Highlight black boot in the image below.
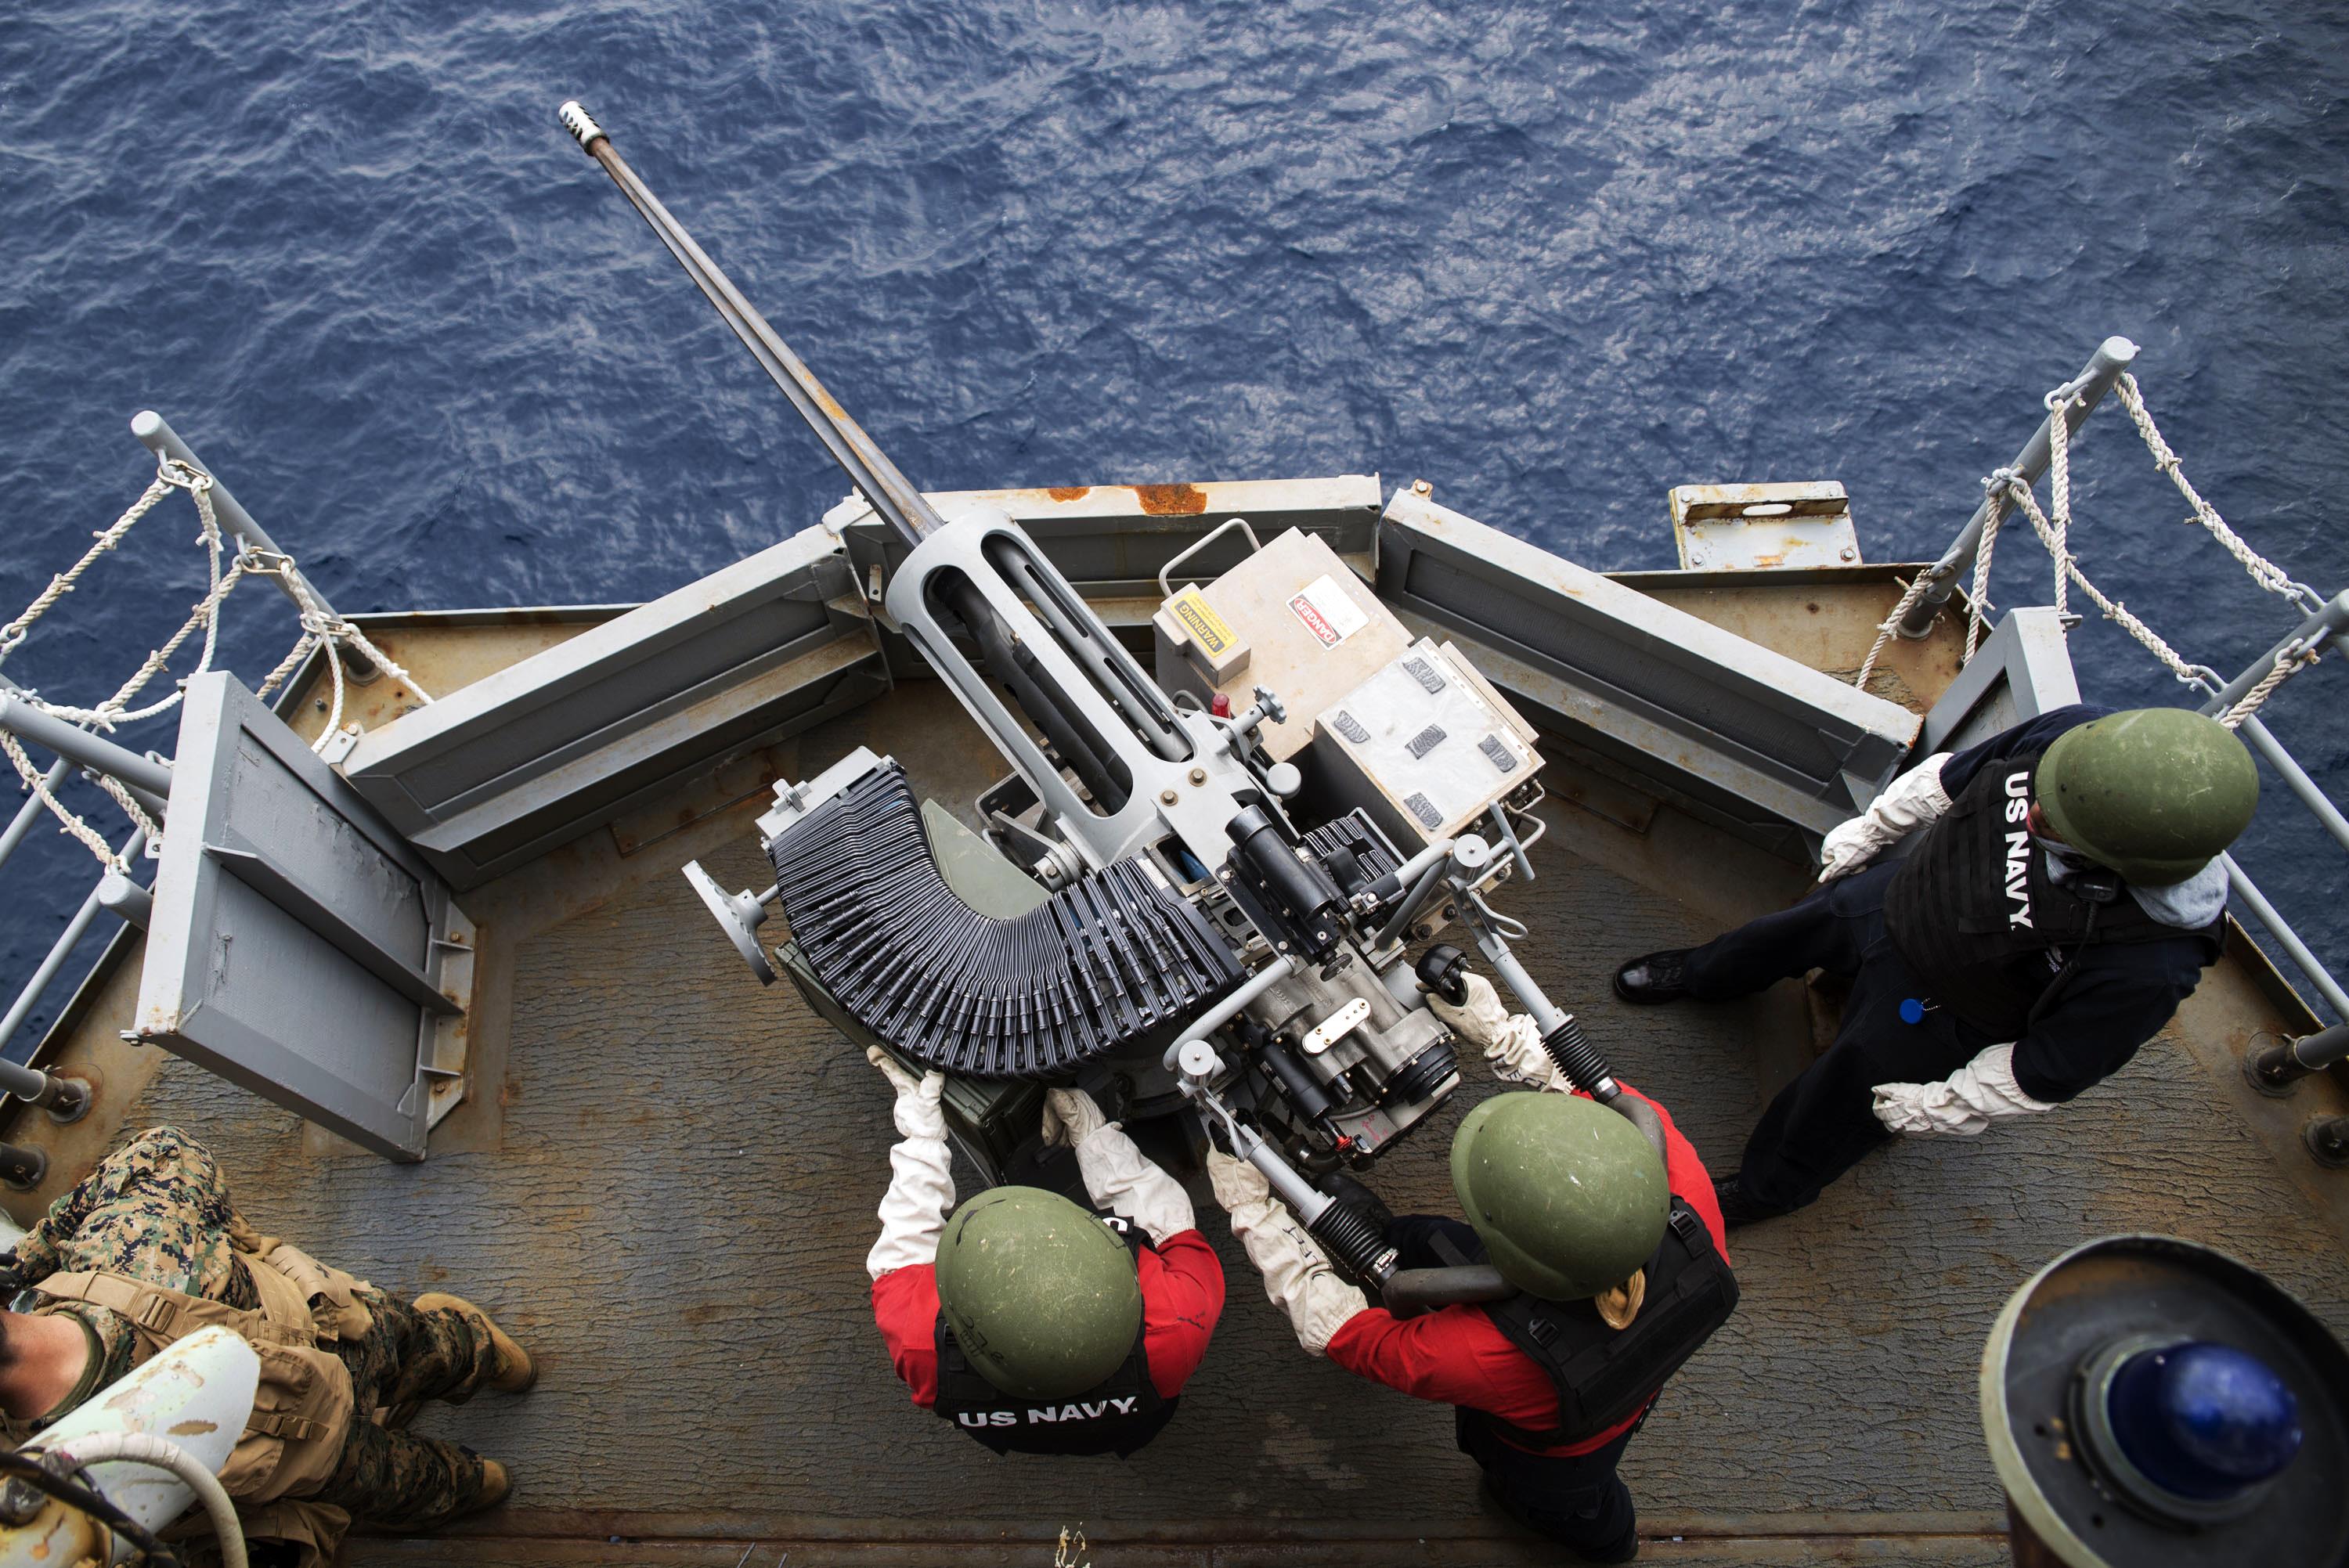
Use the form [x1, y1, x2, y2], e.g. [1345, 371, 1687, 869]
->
[1712, 1173, 1786, 1231]
[1612, 950, 1692, 1005]
[1476, 1476, 1639, 1562]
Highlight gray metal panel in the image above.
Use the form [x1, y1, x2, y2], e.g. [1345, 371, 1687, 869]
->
[341, 528, 887, 889]
[831, 474, 1386, 599]
[1918, 607, 2083, 756]
[136, 673, 462, 1161]
[1375, 489, 1920, 842]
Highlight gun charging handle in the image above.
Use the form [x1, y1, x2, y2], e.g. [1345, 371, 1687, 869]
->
[1168, 1038, 1398, 1289]
[1414, 943, 1470, 1007]
[1178, 1027, 1511, 1318]
[1445, 880, 1672, 1163]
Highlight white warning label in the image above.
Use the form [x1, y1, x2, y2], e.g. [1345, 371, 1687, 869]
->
[1288, 573, 1369, 648]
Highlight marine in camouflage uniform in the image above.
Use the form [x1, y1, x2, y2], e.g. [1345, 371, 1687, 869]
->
[0, 1126, 517, 1534]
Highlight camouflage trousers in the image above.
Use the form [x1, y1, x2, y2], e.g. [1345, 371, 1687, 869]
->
[0, 1126, 502, 1531]
[323, 1285, 500, 1527]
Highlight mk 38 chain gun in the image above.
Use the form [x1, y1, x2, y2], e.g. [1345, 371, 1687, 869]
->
[563, 103, 1640, 1303]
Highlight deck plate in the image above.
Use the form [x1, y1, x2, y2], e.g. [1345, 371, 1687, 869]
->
[89, 679, 2349, 1563]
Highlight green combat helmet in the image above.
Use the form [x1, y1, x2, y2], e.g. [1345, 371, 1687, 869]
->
[2037, 708, 2259, 885]
[1451, 1092, 1669, 1302]
[933, 1186, 1142, 1400]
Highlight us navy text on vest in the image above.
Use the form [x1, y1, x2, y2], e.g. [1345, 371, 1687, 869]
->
[2003, 770, 2033, 929]
[947, 1217, 1150, 1430]
[956, 1396, 1146, 1429]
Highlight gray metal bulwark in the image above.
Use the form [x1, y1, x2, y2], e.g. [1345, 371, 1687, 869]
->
[136, 672, 474, 1162]
[1375, 488, 1919, 849]
[1918, 607, 2084, 755]
[829, 475, 1386, 606]
[339, 527, 888, 889]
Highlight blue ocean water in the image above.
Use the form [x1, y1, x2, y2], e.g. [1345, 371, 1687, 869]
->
[2, 1, 2344, 1046]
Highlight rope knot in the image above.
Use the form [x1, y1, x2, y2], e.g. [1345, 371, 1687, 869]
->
[155, 458, 214, 494]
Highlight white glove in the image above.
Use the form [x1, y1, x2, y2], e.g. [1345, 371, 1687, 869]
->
[1047, 1089, 1198, 1246]
[1205, 1151, 1369, 1355]
[869, 1045, 947, 1141]
[1041, 1086, 1110, 1148]
[866, 1047, 954, 1279]
[1871, 1043, 2055, 1136]
[1427, 972, 1571, 1092]
[1818, 753, 1954, 882]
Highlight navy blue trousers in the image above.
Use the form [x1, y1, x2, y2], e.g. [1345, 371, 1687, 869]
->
[1681, 862, 1993, 1212]
[1387, 1216, 1641, 1561]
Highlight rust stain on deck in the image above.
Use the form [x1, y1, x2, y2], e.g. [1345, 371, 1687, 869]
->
[1132, 483, 1207, 515]
[1045, 486, 1091, 502]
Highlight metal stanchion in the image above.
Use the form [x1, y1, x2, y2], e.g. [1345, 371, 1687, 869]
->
[2246, 1022, 2349, 1095]
[1896, 337, 2139, 639]
[0, 1141, 45, 1191]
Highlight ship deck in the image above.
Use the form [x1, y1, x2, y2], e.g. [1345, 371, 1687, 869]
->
[11, 567, 2348, 1567]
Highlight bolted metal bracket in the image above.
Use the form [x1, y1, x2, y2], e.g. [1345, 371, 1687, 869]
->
[1671, 482, 1860, 571]
[2244, 1031, 2310, 1097]
[0, 1140, 47, 1191]
[2305, 1114, 2349, 1169]
[41, 1072, 92, 1125]
[2244, 1022, 2349, 1100]
[421, 903, 478, 1131]
[316, 723, 364, 766]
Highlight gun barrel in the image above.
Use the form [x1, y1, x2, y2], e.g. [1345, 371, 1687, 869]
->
[559, 101, 947, 548]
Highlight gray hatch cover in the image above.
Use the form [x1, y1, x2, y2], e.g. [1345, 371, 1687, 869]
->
[135, 672, 473, 1162]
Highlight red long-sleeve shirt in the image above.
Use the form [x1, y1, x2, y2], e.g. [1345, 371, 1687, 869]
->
[871, 1230, 1226, 1407]
[1325, 1083, 1730, 1457]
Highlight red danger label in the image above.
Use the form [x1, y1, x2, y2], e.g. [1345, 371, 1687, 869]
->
[1289, 591, 1342, 647]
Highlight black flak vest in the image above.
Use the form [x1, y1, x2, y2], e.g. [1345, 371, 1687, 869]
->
[1445, 1195, 1738, 1451]
[1882, 746, 2222, 1040]
[930, 1211, 1176, 1457]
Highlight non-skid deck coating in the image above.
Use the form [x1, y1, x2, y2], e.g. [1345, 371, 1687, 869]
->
[91, 679, 2349, 1567]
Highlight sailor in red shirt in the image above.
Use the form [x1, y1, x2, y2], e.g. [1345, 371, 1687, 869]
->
[1207, 978, 1734, 1563]
[864, 1047, 1225, 1456]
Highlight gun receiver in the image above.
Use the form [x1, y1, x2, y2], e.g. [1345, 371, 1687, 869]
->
[572, 101, 1597, 1203]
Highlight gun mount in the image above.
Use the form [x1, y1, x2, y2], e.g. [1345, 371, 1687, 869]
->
[565, 101, 1626, 1288]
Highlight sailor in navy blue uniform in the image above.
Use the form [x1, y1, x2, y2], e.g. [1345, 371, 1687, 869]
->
[1611, 705, 2257, 1224]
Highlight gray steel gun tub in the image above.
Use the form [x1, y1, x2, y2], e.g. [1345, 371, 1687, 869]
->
[561, 100, 1646, 1307]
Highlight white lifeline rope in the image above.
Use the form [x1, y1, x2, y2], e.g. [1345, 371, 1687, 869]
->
[2042, 387, 2073, 622]
[2003, 463, 2312, 726]
[0, 456, 230, 868]
[0, 451, 429, 865]
[254, 633, 317, 699]
[2011, 376, 2319, 728]
[34, 471, 251, 731]
[334, 618, 430, 703]
[211, 551, 435, 755]
[1963, 470, 2018, 665]
[1882, 369, 2325, 728]
[2116, 373, 2325, 615]
[0, 730, 128, 872]
[2000, 474, 2200, 683]
[265, 558, 352, 752]
[1853, 573, 1933, 694]
[2220, 638, 2322, 729]
[0, 460, 192, 661]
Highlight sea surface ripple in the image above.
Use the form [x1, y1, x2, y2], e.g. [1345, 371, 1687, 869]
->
[2, 0, 2345, 1045]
